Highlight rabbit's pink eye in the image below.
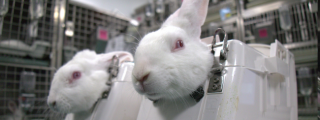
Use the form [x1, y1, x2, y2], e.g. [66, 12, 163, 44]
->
[173, 40, 184, 52]
[72, 71, 81, 80]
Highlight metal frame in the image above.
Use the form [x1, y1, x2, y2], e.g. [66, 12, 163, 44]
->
[56, 0, 67, 69]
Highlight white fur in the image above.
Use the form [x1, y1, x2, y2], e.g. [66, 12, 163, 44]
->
[132, 0, 213, 101]
[47, 50, 133, 120]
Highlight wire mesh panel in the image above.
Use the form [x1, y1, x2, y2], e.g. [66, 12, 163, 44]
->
[2, 0, 55, 44]
[243, 0, 318, 44]
[0, 63, 58, 119]
[0, 0, 55, 65]
[64, 2, 129, 51]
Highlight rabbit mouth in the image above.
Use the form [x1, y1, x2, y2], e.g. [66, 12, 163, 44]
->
[146, 92, 162, 100]
[146, 92, 158, 96]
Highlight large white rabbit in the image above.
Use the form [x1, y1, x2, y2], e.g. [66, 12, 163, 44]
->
[132, 0, 212, 102]
[47, 50, 133, 120]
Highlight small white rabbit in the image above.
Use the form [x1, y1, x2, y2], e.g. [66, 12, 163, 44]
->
[2, 101, 27, 120]
[132, 0, 213, 102]
[47, 50, 133, 120]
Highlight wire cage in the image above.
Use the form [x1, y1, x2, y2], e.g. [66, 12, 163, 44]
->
[243, 0, 318, 44]
[0, 0, 56, 67]
[0, 63, 57, 119]
[60, 1, 130, 65]
[64, 1, 129, 51]
[0, 0, 62, 119]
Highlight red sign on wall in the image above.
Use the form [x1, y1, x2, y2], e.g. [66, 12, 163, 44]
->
[97, 27, 108, 41]
[258, 28, 268, 38]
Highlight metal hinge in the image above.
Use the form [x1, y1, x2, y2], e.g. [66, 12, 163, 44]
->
[208, 28, 228, 93]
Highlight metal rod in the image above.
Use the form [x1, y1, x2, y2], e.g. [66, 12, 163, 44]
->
[56, 0, 67, 68]
[51, 0, 60, 72]
[71, 5, 76, 47]
[0, 63, 54, 70]
[236, 0, 245, 41]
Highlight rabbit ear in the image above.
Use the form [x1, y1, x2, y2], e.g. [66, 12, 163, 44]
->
[162, 8, 180, 26]
[162, 0, 209, 38]
[8, 101, 17, 113]
[73, 49, 97, 60]
[98, 51, 133, 66]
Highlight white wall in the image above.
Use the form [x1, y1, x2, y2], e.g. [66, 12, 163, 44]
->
[71, 0, 149, 18]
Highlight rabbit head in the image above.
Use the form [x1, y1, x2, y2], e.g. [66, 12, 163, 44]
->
[132, 0, 213, 101]
[47, 50, 133, 113]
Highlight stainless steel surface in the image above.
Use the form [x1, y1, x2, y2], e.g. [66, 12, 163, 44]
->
[207, 75, 224, 93]
[0, 0, 9, 36]
[51, 0, 59, 73]
[213, 28, 228, 61]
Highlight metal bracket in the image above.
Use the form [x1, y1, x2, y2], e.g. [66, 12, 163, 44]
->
[207, 69, 224, 93]
[211, 28, 228, 61]
[208, 28, 228, 93]
[107, 55, 119, 85]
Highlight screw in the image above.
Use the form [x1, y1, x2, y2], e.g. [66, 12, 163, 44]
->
[212, 84, 218, 90]
[213, 77, 220, 83]
[102, 91, 109, 98]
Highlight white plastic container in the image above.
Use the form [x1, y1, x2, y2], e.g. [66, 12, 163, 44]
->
[92, 62, 143, 120]
[135, 39, 298, 120]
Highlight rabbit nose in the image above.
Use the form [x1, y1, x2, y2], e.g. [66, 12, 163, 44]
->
[138, 73, 150, 84]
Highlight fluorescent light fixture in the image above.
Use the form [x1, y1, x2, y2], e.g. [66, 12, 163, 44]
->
[130, 19, 139, 26]
[65, 30, 74, 37]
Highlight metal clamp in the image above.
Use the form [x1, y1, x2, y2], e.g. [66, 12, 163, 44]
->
[208, 28, 228, 93]
[107, 55, 119, 85]
[212, 28, 228, 61]
[207, 69, 224, 93]
[101, 55, 120, 100]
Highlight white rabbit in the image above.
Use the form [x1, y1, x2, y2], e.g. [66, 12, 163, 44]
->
[1, 101, 27, 120]
[132, 0, 212, 102]
[47, 49, 133, 120]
